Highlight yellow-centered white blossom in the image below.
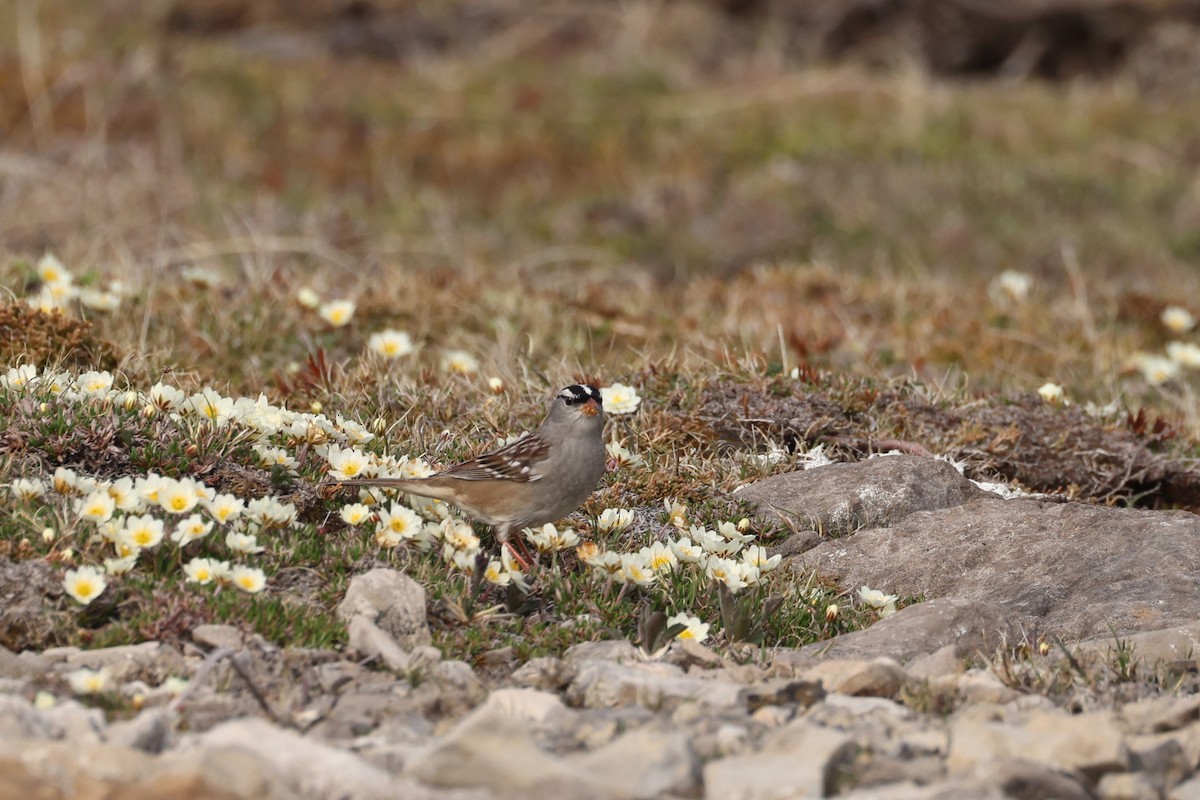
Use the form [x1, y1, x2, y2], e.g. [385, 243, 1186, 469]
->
[600, 383, 641, 415]
[318, 299, 356, 327]
[67, 667, 112, 695]
[667, 612, 710, 644]
[231, 565, 267, 593]
[1161, 306, 1196, 334]
[63, 566, 107, 605]
[440, 349, 479, 376]
[367, 329, 414, 359]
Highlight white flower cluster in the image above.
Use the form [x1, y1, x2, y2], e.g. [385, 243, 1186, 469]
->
[25, 253, 125, 314]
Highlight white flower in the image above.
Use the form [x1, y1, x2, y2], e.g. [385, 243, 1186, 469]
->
[1037, 382, 1066, 404]
[482, 560, 511, 586]
[367, 329, 414, 359]
[640, 541, 678, 574]
[148, 382, 186, 411]
[857, 586, 899, 610]
[226, 530, 265, 555]
[606, 440, 645, 468]
[375, 503, 423, 547]
[171, 514, 214, 545]
[76, 370, 114, 398]
[667, 612, 710, 644]
[717, 520, 755, 544]
[1132, 353, 1181, 386]
[10, 478, 47, 501]
[693, 525, 742, 557]
[1, 364, 39, 390]
[122, 515, 165, 550]
[106, 477, 143, 513]
[705, 557, 748, 593]
[37, 253, 72, 286]
[620, 552, 657, 587]
[246, 497, 296, 527]
[318, 299, 356, 328]
[488, 377, 505, 393]
[597, 508, 634, 533]
[441, 520, 481, 554]
[76, 491, 116, 524]
[441, 350, 479, 376]
[231, 565, 267, 593]
[103, 555, 138, 575]
[501, 547, 530, 591]
[1167, 341, 1200, 369]
[203, 493, 245, 524]
[184, 557, 224, 585]
[524, 523, 580, 553]
[253, 445, 297, 472]
[52, 467, 79, 495]
[663, 498, 687, 529]
[600, 383, 641, 415]
[669, 537, 704, 563]
[79, 289, 121, 311]
[188, 388, 235, 426]
[67, 667, 112, 695]
[742, 544, 782, 573]
[326, 444, 371, 481]
[1161, 306, 1196, 334]
[157, 478, 204, 515]
[63, 566, 107, 605]
[181, 265, 223, 288]
[296, 287, 321, 309]
[988, 270, 1033, 305]
[340, 503, 371, 526]
[588, 550, 624, 579]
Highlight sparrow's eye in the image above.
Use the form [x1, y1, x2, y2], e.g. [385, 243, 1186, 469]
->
[560, 384, 601, 406]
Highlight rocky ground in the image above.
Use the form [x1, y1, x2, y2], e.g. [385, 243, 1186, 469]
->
[5, 454, 1200, 799]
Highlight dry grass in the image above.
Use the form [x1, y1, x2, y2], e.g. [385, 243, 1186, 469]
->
[2, 0, 1200, 658]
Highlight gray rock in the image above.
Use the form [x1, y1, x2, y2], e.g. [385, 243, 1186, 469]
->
[337, 568, 431, 649]
[789, 598, 1017, 666]
[799, 657, 907, 697]
[191, 623, 245, 651]
[566, 660, 744, 710]
[575, 727, 699, 799]
[738, 455, 991, 536]
[948, 709, 1130, 781]
[1098, 771, 1161, 800]
[62, 641, 186, 683]
[801, 497, 1200, 639]
[0, 694, 56, 740]
[0, 645, 46, 680]
[703, 718, 856, 800]
[839, 779, 1008, 799]
[1119, 694, 1200, 735]
[185, 716, 403, 799]
[565, 640, 641, 666]
[976, 758, 1096, 800]
[405, 704, 598, 794]
[432, 660, 487, 711]
[1172, 774, 1200, 800]
[484, 688, 570, 725]
[37, 697, 108, 743]
[1075, 622, 1200, 667]
[347, 615, 416, 672]
[104, 708, 175, 753]
[510, 655, 574, 690]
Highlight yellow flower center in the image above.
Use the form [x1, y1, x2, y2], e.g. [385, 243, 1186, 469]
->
[75, 580, 95, 598]
[195, 568, 210, 581]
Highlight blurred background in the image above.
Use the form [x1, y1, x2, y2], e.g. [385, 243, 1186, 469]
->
[4, 0, 1200, 406]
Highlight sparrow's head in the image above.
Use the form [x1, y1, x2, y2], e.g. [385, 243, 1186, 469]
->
[556, 384, 603, 418]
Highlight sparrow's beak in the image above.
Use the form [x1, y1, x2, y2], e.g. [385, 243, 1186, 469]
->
[581, 399, 600, 416]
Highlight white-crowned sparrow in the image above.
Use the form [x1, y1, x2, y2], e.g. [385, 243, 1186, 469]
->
[338, 384, 606, 544]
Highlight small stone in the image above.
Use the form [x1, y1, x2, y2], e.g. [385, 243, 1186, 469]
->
[485, 688, 568, 725]
[191, 624, 244, 651]
[1119, 694, 1200, 735]
[704, 719, 855, 800]
[801, 657, 907, 698]
[347, 616, 413, 672]
[567, 660, 743, 710]
[948, 709, 1130, 781]
[63, 642, 186, 683]
[510, 656, 573, 691]
[904, 644, 963, 680]
[574, 727, 699, 799]
[976, 758, 1096, 800]
[337, 568, 431, 649]
[1097, 771, 1160, 800]
[105, 708, 175, 753]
